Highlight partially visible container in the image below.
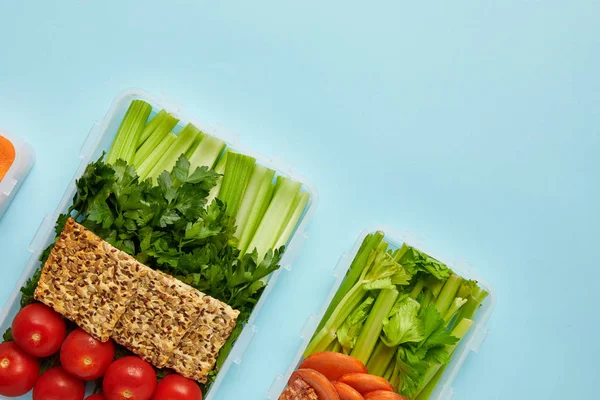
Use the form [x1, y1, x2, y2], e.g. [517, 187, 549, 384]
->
[0, 89, 317, 400]
[267, 228, 496, 400]
[0, 131, 34, 220]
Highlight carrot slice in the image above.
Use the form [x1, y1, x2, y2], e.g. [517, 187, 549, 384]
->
[338, 373, 394, 395]
[290, 369, 340, 400]
[333, 381, 364, 400]
[364, 391, 408, 400]
[0, 135, 16, 181]
[299, 352, 368, 381]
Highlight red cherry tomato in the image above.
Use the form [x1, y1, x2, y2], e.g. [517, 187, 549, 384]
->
[103, 356, 157, 400]
[33, 366, 85, 400]
[0, 341, 39, 397]
[152, 374, 202, 400]
[85, 395, 107, 400]
[61, 328, 115, 380]
[12, 303, 66, 357]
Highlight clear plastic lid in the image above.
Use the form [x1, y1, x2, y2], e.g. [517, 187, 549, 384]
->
[0, 131, 34, 220]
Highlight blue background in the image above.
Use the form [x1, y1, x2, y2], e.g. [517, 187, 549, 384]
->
[1, 1, 599, 399]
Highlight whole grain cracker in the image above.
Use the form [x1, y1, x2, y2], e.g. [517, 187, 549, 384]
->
[111, 268, 205, 368]
[166, 295, 240, 383]
[34, 218, 146, 341]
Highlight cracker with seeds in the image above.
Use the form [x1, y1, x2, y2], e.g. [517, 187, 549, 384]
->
[34, 218, 147, 342]
[111, 268, 205, 368]
[166, 295, 240, 383]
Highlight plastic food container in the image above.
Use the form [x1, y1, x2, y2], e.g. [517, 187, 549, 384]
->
[267, 228, 496, 400]
[0, 89, 317, 399]
[0, 131, 34, 219]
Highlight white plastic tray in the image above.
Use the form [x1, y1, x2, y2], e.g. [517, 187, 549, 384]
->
[0, 131, 34, 220]
[267, 227, 496, 400]
[0, 89, 318, 399]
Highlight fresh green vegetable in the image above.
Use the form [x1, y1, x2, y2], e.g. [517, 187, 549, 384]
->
[218, 152, 256, 218]
[133, 111, 179, 168]
[188, 134, 226, 171]
[273, 191, 310, 250]
[235, 165, 276, 254]
[246, 176, 302, 259]
[305, 233, 488, 398]
[136, 133, 177, 180]
[146, 123, 201, 182]
[106, 100, 152, 165]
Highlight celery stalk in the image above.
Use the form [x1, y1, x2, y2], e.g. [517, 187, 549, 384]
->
[185, 131, 204, 160]
[314, 232, 385, 334]
[304, 283, 368, 356]
[330, 341, 342, 353]
[188, 134, 226, 171]
[351, 288, 399, 364]
[273, 191, 310, 250]
[107, 100, 152, 164]
[237, 168, 275, 255]
[367, 341, 397, 377]
[206, 151, 228, 206]
[146, 124, 201, 182]
[138, 109, 166, 147]
[414, 319, 474, 399]
[133, 113, 179, 169]
[246, 176, 301, 258]
[136, 133, 177, 180]
[456, 286, 489, 326]
[383, 358, 395, 381]
[218, 152, 256, 217]
[235, 165, 275, 247]
[410, 278, 425, 299]
[434, 274, 463, 316]
[443, 297, 467, 324]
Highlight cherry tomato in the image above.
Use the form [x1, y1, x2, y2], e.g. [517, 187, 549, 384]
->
[0, 341, 39, 397]
[332, 381, 364, 400]
[152, 374, 202, 400]
[364, 391, 408, 400]
[61, 328, 115, 380]
[85, 395, 107, 400]
[103, 356, 157, 400]
[33, 366, 85, 400]
[12, 303, 66, 357]
[289, 369, 340, 400]
[338, 373, 393, 395]
[299, 352, 368, 382]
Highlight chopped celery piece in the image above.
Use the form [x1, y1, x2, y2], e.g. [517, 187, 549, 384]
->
[314, 232, 385, 334]
[107, 100, 152, 165]
[146, 124, 201, 182]
[235, 165, 276, 250]
[138, 109, 166, 147]
[414, 319, 474, 399]
[246, 176, 301, 258]
[185, 130, 204, 160]
[351, 288, 399, 364]
[206, 151, 228, 206]
[189, 134, 225, 171]
[273, 190, 310, 249]
[238, 178, 274, 255]
[434, 274, 463, 316]
[133, 112, 179, 169]
[137, 133, 177, 180]
[367, 341, 397, 377]
[218, 152, 256, 217]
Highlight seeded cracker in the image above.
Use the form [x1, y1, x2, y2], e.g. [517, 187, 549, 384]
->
[34, 218, 146, 342]
[167, 295, 240, 383]
[111, 268, 205, 368]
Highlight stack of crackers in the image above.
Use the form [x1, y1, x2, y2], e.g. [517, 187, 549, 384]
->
[34, 218, 239, 383]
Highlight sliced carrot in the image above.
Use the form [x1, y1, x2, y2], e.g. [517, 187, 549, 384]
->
[332, 381, 364, 400]
[299, 352, 368, 381]
[290, 369, 340, 400]
[0, 135, 16, 181]
[338, 373, 394, 395]
[363, 391, 408, 400]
